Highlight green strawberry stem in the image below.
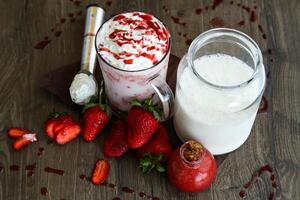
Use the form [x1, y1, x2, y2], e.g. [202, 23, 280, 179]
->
[138, 153, 166, 173]
[48, 112, 61, 119]
[130, 98, 162, 121]
[82, 81, 111, 117]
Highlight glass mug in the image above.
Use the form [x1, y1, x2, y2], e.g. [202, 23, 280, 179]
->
[174, 28, 266, 155]
[95, 12, 174, 120]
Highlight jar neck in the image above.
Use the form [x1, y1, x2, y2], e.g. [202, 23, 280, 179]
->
[179, 140, 205, 168]
[186, 28, 264, 90]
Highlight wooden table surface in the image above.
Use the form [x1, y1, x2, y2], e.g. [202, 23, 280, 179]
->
[0, 0, 299, 199]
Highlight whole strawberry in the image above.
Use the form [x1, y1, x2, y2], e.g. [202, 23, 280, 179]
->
[137, 124, 172, 173]
[127, 98, 161, 149]
[103, 120, 129, 158]
[82, 91, 111, 142]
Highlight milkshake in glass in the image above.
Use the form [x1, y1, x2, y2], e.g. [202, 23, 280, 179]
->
[95, 12, 173, 119]
[174, 28, 266, 155]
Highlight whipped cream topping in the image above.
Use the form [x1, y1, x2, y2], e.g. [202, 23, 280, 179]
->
[96, 11, 170, 71]
[69, 73, 97, 105]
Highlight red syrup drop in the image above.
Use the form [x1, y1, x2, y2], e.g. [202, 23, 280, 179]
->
[185, 39, 192, 46]
[267, 49, 272, 55]
[211, 0, 224, 10]
[108, 183, 116, 188]
[269, 192, 275, 200]
[209, 17, 225, 27]
[34, 38, 51, 50]
[262, 34, 267, 40]
[106, 1, 112, 6]
[112, 198, 121, 200]
[44, 166, 65, 176]
[195, 8, 202, 15]
[250, 10, 257, 22]
[139, 192, 146, 197]
[37, 147, 44, 156]
[40, 187, 48, 196]
[170, 16, 186, 26]
[60, 18, 66, 24]
[122, 186, 134, 193]
[55, 31, 62, 37]
[258, 24, 264, 33]
[25, 163, 36, 177]
[241, 5, 251, 13]
[10, 165, 20, 171]
[79, 174, 86, 180]
[239, 190, 247, 198]
[237, 20, 245, 26]
[258, 96, 268, 114]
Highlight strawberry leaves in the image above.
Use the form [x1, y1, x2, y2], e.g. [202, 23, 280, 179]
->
[139, 153, 166, 173]
[130, 98, 162, 121]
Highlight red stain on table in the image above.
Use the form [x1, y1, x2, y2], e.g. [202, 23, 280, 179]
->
[211, 0, 224, 10]
[40, 187, 48, 196]
[209, 17, 225, 27]
[44, 166, 65, 176]
[34, 37, 51, 50]
[237, 20, 245, 26]
[170, 16, 186, 26]
[25, 163, 36, 177]
[122, 186, 134, 193]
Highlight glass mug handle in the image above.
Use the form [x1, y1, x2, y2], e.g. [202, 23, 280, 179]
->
[149, 76, 175, 122]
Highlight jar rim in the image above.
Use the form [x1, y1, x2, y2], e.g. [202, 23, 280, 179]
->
[186, 28, 264, 90]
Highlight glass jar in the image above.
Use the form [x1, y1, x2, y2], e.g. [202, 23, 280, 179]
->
[173, 28, 266, 155]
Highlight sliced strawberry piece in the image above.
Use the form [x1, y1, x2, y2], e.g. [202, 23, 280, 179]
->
[53, 115, 74, 133]
[7, 128, 32, 139]
[103, 120, 129, 158]
[55, 122, 81, 145]
[91, 159, 110, 185]
[44, 118, 59, 139]
[13, 133, 37, 151]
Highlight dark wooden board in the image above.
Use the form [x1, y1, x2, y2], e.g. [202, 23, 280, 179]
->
[0, 0, 299, 199]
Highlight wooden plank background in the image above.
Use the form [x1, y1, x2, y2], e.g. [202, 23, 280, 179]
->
[0, 0, 299, 199]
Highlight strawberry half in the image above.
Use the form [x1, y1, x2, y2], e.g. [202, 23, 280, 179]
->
[53, 115, 74, 133]
[127, 99, 160, 149]
[7, 128, 32, 139]
[103, 120, 129, 158]
[56, 122, 81, 145]
[91, 159, 110, 185]
[82, 88, 110, 142]
[137, 124, 172, 173]
[44, 112, 61, 139]
[13, 133, 37, 151]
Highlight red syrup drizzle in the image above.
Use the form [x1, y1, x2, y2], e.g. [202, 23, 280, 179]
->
[10, 165, 20, 171]
[25, 163, 36, 177]
[239, 164, 280, 199]
[40, 187, 48, 196]
[122, 186, 134, 193]
[34, 36, 52, 50]
[44, 166, 65, 176]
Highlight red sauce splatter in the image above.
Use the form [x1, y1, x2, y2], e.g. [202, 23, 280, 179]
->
[244, 165, 273, 189]
[237, 20, 245, 26]
[258, 24, 264, 33]
[269, 192, 275, 200]
[55, 31, 62, 37]
[44, 166, 65, 176]
[9, 165, 20, 171]
[239, 190, 246, 198]
[60, 18, 66, 23]
[209, 17, 225, 27]
[270, 174, 275, 181]
[25, 163, 36, 177]
[183, 33, 187, 38]
[79, 174, 86, 180]
[242, 5, 251, 13]
[40, 187, 48, 196]
[262, 34, 267, 40]
[37, 147, 44, 156]
[170, 16, 186, 26]
[250, 10, 256, 22]
[74, 0, 80, 6]
[34, 38, 51, 50]
[122, 186, 134, 193]
[185, 39, 192, 46]
[211, 0, 224, 10]
[139, 192, 146, 197]
[267, 49, 272, 55]
[195, 8, 202, 15]
[106, 1, 112, 6]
